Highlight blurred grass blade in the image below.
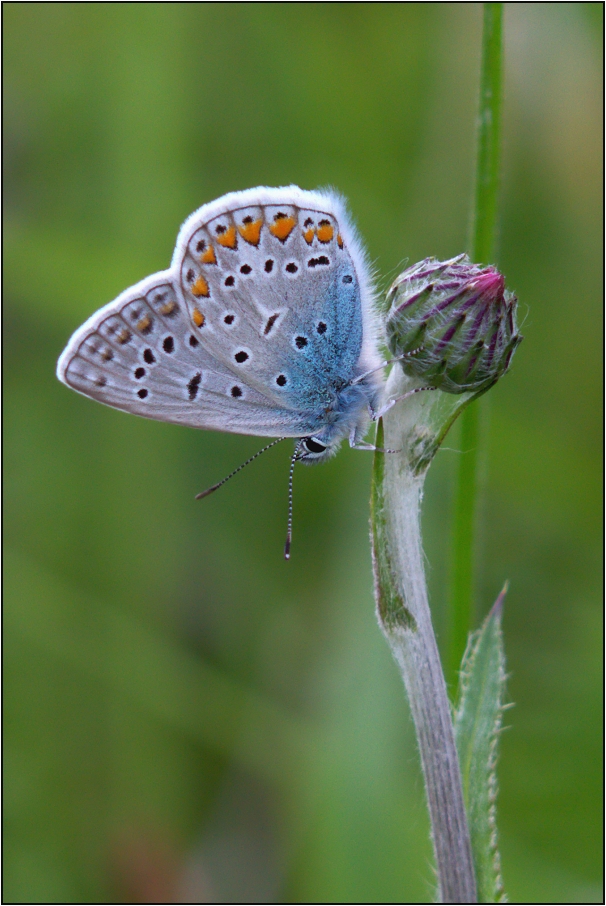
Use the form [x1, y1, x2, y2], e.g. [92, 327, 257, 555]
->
[448, 2, 504, 687]
[470, 2, 504, 266]
[454, 583, 508, 903]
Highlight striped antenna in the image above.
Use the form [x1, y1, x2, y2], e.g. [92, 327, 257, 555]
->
[284, 440, 303, 560]
[195, 437, 285, 500]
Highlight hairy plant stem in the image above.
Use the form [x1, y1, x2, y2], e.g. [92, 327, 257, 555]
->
[372, 369, 477, 903]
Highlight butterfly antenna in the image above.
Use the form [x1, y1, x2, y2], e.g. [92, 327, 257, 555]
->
[195, 437, 285, 500]
[284, 440, 303, 560]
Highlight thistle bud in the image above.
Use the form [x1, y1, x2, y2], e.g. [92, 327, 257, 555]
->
[386, 254, 522, 394]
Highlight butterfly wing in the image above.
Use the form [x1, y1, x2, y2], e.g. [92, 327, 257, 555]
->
[57, 273, 308, 436]
[174, 186, 379, 415]
[57, 187, 381, 441]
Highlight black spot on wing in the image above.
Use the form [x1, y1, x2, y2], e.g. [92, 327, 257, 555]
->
[264, 313, 280, 335]
[188, 372, 202, 400]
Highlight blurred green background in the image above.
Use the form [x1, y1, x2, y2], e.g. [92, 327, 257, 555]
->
[4, 3, 602, 903]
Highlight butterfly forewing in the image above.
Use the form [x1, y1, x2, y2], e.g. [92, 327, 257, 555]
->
[178, 199, 364, 411]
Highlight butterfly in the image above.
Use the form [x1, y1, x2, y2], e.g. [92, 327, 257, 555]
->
[57, 186, 389, 555]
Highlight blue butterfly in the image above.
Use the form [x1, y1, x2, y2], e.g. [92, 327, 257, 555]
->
[57, 186, 390, 555]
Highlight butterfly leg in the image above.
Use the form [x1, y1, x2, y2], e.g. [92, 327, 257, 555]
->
[348, 426, 399, 454]
[349, 348, 424, 386]
[371, 386, 436, 421]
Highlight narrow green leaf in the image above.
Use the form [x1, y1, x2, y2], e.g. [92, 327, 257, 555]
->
[454, 584, 508, 903]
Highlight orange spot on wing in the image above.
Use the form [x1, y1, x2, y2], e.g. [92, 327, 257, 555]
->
[136, 315, 152, 333]
[337, 233, 344, 248]
[215, 224, 238, 249]
[238, 218, 263, 246]
[192, 308, 205, 327]
[200, 244, 217, 264]
[316, 220, 334, 243]
[117, 328, 132, 344]
[270, 214, 296, 242]
[303, 227, 315, 244]
[191, 275, 210, 297]
[159, 300, 177, 315]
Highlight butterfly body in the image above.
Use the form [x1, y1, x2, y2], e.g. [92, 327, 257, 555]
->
[57, 186, 383, 462]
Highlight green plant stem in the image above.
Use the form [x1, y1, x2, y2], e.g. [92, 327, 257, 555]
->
[448, 3, 503, 687]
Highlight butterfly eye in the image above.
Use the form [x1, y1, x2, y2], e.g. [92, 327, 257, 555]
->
[303, 438, 326, 455]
